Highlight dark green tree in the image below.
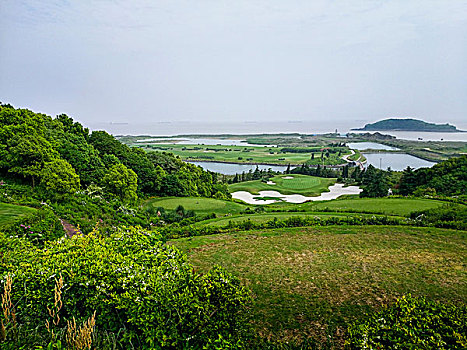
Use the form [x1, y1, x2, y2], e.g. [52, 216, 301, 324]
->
[40, 158, 80, 197]
[103, 163, 138, 202]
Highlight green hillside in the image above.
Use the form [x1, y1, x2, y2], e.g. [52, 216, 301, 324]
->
[172, 225, 467, 345]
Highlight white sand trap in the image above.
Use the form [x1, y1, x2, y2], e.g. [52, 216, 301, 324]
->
[266, 181, 276, 185]
[232, 184, 362, 204]
[282, 176, 294, 179]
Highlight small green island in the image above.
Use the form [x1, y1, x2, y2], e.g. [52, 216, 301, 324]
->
[352, 118, 464, 132]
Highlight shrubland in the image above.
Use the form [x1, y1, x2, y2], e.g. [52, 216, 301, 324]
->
[0, 227, 250, 349]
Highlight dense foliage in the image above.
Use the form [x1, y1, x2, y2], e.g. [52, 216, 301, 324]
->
[410, 203, 467, 230]
[290, 163, 341, 178]
[0, 103, 231, 236]
[0, 103, 229, 200]
[398, 155, 467, 197]
[346, 295, 467, 349]
[0, 227, 251, 349]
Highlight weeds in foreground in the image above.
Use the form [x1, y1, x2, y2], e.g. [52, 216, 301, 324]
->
[66, 312, 96, 350]
[1, 274, 16, 341]
[46, 274, 64, 339]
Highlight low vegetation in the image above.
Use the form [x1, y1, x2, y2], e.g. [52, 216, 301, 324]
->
[0, 202, 36, 226]
[172, 226, 467, 347]
[0, 227, 250, 349]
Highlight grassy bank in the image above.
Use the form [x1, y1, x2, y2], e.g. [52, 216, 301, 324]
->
[193, 211, 404, 227]
[172, 225, 467, 346]
[305, 197, 449, 216]
[145, 196, 248, 215]
[0, 202, 37, 227]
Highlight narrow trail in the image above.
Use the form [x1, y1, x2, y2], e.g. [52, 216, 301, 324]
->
[59, 219, 82, 238]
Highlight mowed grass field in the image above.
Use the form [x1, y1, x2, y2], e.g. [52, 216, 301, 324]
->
[138, 143, 349, 166]
[144, 196, 451, 220]
[172, 226, 467, 345]
[305, 197, 452, 216]
[145, 197, 248, 215]
[229, 175, 336, 196]
[0, 202, 36, 227]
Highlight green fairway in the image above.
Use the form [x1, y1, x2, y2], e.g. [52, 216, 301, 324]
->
[229, 174, 336, 196]
[0, 202, 36, 227]
[172, 226, 467, 345]
[145, 196, 248, 215]
[303, 197, 452, 216]
[134, 143, 350, 166]
[194, 211, 403, 227]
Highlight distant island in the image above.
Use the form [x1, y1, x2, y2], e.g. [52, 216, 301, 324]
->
[352, 118, 464, 132]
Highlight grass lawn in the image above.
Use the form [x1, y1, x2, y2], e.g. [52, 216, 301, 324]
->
[136, 143, 350, 166]
[229, 175, 336, 196]
[171, 226, 467, 346]
[0, 202, 36, 227]
[144, 197, 248, 215]
[302, 197, 453, 216]
[194, 211, 404, 227]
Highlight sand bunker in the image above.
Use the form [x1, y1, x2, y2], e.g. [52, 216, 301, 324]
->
[232, 184, 362, 204]
[266, 181, 276, 185]
[282, 176, 294, 179]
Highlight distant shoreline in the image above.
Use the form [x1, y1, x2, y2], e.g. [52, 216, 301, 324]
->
[352, 128, 466, 133]
[351, 118, 465, 133]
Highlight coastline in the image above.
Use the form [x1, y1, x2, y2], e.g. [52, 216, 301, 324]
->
[352, 128, 465, 133]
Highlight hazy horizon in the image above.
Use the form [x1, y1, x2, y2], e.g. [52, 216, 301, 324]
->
[1, 1, 466, 128]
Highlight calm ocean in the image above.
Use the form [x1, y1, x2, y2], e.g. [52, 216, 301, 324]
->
[88, 120, 467, 142]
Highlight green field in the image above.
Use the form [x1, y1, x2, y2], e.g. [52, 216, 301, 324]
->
[172, 226, 467, 345]
[134, 143, 350, 166]
[145, 196, 248, 215]
[0, 202, 36, 227]
[304, 197, 451, 216]
[229, 175, 336, 196]
[145, 195, 452, 221]
[194, 211, 403, 227]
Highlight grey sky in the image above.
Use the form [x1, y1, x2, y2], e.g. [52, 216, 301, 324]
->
[1, 0, 466, 128]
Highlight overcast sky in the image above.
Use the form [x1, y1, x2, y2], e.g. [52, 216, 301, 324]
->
[1, 0, 466, 128]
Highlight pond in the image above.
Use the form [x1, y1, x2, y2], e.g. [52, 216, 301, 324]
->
[347, 142, 399, 150]
[232, 184, 362, 204]
[136, 137, 275, 147]
[363, 153, 435, 171]
[187, 161, 289, 175]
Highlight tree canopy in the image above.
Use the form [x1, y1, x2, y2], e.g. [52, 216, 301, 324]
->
[0, 103, 229, 200]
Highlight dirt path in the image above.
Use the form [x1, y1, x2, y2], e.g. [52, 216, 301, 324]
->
[59, 219, 82, 238]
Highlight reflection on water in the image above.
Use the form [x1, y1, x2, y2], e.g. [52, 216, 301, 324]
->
[136, 137, 274, 147]
[363, 153, 435, 171]
[347, 142, 399, 151]
[188, 161, 288, 175]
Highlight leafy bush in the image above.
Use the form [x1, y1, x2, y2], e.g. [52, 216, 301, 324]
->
[410, 204, 467, 230]
[0, 227, 251, 349]
[345, 295, 467, 349]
